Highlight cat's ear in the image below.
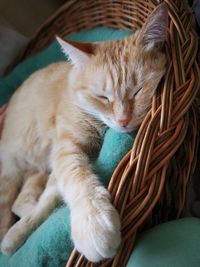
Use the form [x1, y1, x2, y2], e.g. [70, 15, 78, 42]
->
[136, 3, 168, 50]
[56, 36, 96, 66]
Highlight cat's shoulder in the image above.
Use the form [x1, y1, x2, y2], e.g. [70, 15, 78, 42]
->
[18, 61, 71, 92]
[30, 61, 71, 80]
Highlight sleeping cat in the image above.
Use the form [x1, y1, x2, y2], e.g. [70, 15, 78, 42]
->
[0, 4, 168, 262]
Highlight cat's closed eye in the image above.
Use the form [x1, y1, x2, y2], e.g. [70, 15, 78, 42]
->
[97, 95, 110, 103]
[134, 87, 143, 97]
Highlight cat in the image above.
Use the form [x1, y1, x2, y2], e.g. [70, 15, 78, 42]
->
[0, 4, 168, 262]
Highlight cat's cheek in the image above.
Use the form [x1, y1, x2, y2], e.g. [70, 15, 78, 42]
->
[76, 92, 88, 106]
[76, 92, 100, 118]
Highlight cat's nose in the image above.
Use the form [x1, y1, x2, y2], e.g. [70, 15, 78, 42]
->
[118, 119, 129, 127]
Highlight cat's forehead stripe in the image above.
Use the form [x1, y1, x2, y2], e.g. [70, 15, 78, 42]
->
[109, 68, 115, 88]
[97, 36, 138, 99]
[132, 71, 137, 86]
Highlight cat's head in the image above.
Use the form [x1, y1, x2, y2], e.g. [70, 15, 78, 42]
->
[57, 4, 168, 132]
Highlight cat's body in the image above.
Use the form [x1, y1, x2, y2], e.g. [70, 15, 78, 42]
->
[1, 62, 103, 176]
[0, 4, 168, 262]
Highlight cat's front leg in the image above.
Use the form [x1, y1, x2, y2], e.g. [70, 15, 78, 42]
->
[53, 137, 121, 262]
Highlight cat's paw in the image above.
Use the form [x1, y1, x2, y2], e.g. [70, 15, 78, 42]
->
[1, 233, 15, 255]
[1, 216, 30, 255]
[70, 187, 121, 262]
[1, 225, 21, 255]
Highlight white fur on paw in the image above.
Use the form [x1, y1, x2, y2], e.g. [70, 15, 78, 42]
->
[1, 217, 30, 255]
[71, 188, 121, 262]
[1, 235, 14, 255]
[1, 228, 21, 255]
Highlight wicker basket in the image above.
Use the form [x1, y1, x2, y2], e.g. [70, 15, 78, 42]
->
[8, 0, 200, 267]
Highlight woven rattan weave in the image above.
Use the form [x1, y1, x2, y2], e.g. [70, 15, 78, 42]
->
[9, 0, 200, 266]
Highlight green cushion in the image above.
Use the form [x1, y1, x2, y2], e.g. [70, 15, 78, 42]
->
[127, 218, 200, 267]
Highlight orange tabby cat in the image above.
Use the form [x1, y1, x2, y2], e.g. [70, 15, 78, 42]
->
[0, 4, 168, 262]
